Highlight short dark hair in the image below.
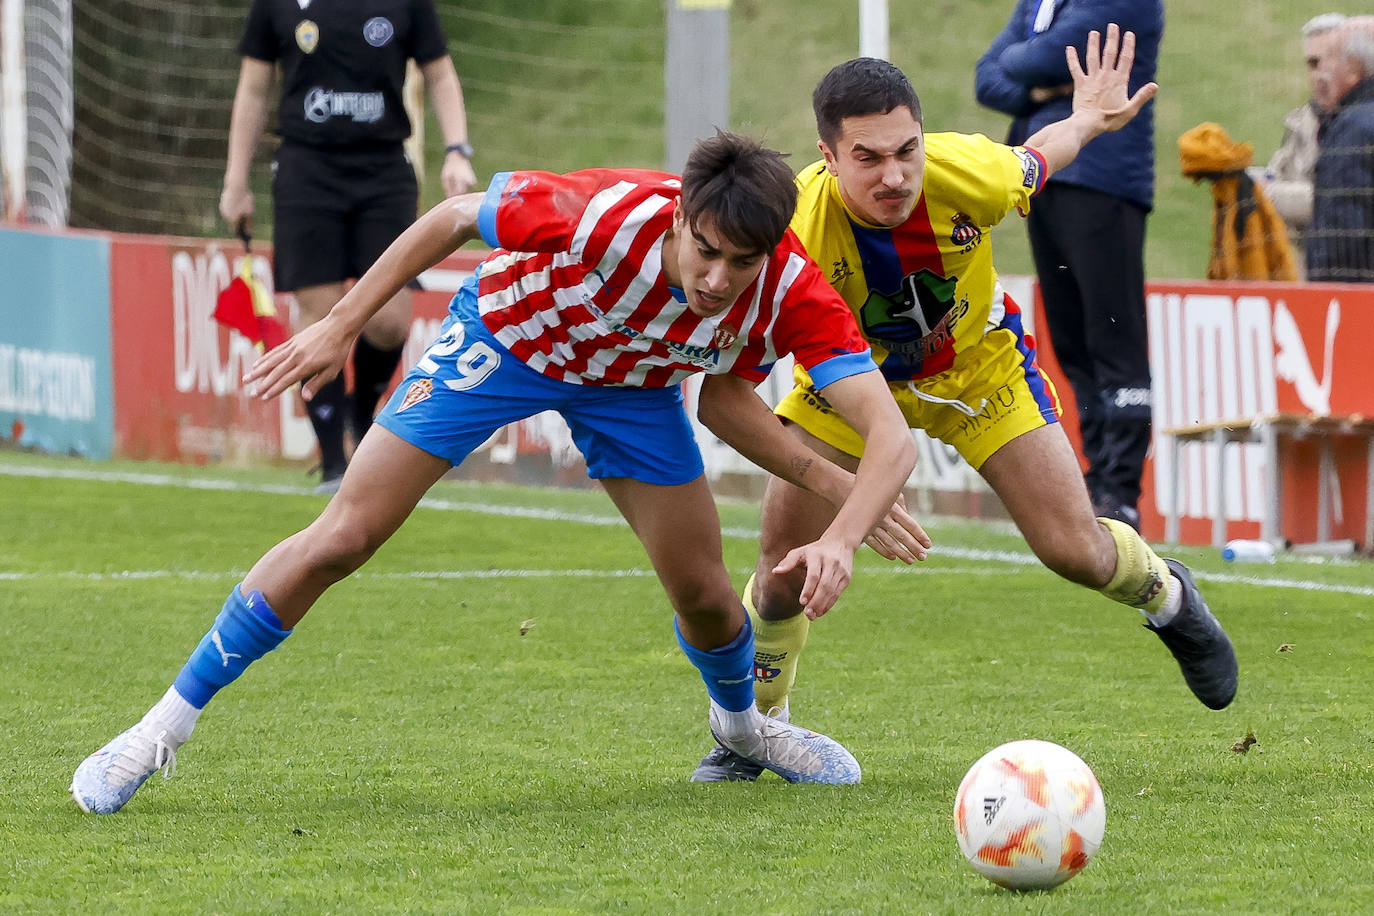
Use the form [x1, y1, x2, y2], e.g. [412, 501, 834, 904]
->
[680, 130, 796, 255]
[813, 57, 923, 149]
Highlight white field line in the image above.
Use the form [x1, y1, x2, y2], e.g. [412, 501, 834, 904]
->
[0, 565, 1012, 583]
[4, 462, 1372, 597]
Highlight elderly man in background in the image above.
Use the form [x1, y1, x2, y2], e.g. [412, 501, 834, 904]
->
[1308, 15, 1374, 283]
[1250, 13, 1346, 278]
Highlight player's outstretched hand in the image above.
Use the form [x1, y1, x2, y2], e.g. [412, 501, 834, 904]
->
[774, 538, 854, 620]
[244, 316, 354, 402]
[1067, 23, 1158, 134]
[864, 492, 932, 564]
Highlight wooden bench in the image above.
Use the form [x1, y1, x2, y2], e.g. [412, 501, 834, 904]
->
[1163, 413, 1374, 548]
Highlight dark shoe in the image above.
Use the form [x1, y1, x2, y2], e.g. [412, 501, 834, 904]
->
[1147, 559, 1238, 709]
[690, 743, 765, 783]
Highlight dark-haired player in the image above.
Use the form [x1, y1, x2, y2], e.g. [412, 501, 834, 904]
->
[74, 131, 929, 813]
[693, 28, 1237, 782]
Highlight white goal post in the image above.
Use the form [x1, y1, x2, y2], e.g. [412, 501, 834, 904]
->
[0, 0, 72, 227]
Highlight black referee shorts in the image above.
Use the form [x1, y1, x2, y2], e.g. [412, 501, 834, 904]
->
[270, 141, 419, 292]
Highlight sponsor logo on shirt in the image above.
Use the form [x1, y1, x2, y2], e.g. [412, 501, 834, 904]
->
[295, 20, 319, 54]
[363, 17, 395, 47]
[663, 339, 721, 369]
[858, 267, 959, 367]
[596, 310, 725, 369]
[304, 87, 385, 124]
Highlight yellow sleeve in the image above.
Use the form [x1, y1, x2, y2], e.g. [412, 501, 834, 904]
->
[922, 132, 1039, 227]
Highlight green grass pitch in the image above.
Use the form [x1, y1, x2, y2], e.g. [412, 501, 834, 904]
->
[3, 452, 1371, 914]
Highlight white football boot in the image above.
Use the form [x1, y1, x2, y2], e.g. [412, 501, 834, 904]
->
[71, 720, 182, 814]
[708, 704, 860, 784]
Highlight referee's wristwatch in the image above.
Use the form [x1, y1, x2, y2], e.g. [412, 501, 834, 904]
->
[445, 141, 475, 159]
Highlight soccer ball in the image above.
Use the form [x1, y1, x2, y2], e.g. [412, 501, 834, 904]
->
[952, 739, 1106, 891]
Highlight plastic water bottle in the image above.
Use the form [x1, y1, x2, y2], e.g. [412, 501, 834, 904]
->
[1222, 539, 1277, 563]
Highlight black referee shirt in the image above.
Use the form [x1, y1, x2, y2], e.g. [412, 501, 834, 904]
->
[238, 0, 450, 149]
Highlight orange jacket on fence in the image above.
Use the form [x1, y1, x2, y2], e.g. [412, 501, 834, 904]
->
[1179, 122, 1298, 282]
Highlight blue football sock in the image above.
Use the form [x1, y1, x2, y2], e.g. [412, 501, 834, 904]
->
[674, 615, 756, 712]
[171, 584, 292, 709]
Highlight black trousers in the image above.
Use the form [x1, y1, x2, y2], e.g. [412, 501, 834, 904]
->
[1028, 183, 1152, 513]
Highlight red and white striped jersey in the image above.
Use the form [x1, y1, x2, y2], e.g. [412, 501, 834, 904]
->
[474, 168, 873, 388]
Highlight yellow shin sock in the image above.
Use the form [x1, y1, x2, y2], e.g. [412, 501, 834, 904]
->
[1098, 518, 1171, 614]
[743, 572, 811, 713]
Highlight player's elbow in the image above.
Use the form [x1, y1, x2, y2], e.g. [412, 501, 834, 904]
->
[896, 434, 917, 478]
[878, 426, 917, 479]
[695, 392, 727, 438]
[695, 376, 751, 441]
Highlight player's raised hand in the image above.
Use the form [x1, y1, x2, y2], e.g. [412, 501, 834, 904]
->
[863, 491, 932, 564]
[1066, 23, 1157, 133]
[774, 537, 854, 620]
[244, 314, 354, 402]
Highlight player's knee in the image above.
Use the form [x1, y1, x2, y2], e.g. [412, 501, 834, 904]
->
[361, 319, 408, 351]
[664, 575, 742, 623]
[754, 569, 805, 621]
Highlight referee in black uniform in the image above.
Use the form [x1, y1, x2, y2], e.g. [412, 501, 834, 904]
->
[220, 0, 477, 492]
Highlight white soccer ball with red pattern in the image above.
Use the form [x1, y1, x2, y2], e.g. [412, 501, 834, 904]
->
[952, 739, 1106, 890]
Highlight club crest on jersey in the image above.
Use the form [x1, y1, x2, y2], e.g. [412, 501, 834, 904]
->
[295, 20, 319, 54]
[397, 378, 434, 412]
[710, 324, 738, 350]
[363, 17, 395, 47]
[950, 212, 980, 248]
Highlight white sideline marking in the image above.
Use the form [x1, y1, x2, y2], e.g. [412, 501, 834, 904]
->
[4, 461, 1372, 596]
[0, 565, 1013, 583]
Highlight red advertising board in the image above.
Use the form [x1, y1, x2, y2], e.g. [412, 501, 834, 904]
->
[109, 233, 486, 466]
[100, 223, 1374, 549]
[1033, 280, 1374, 547]
[110, 234, 284, 463]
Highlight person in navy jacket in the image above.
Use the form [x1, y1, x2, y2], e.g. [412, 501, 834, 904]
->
[976, 0, 1163, 531]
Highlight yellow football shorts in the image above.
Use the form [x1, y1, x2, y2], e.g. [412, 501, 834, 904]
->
[776, 327, 1062, 470]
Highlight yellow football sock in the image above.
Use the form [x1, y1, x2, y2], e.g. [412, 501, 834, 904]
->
[1098, 518, 1172, 614]
[743, 572, 811, 714]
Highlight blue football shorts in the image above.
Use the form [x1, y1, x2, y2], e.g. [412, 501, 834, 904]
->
[375, 276, 705, 486]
